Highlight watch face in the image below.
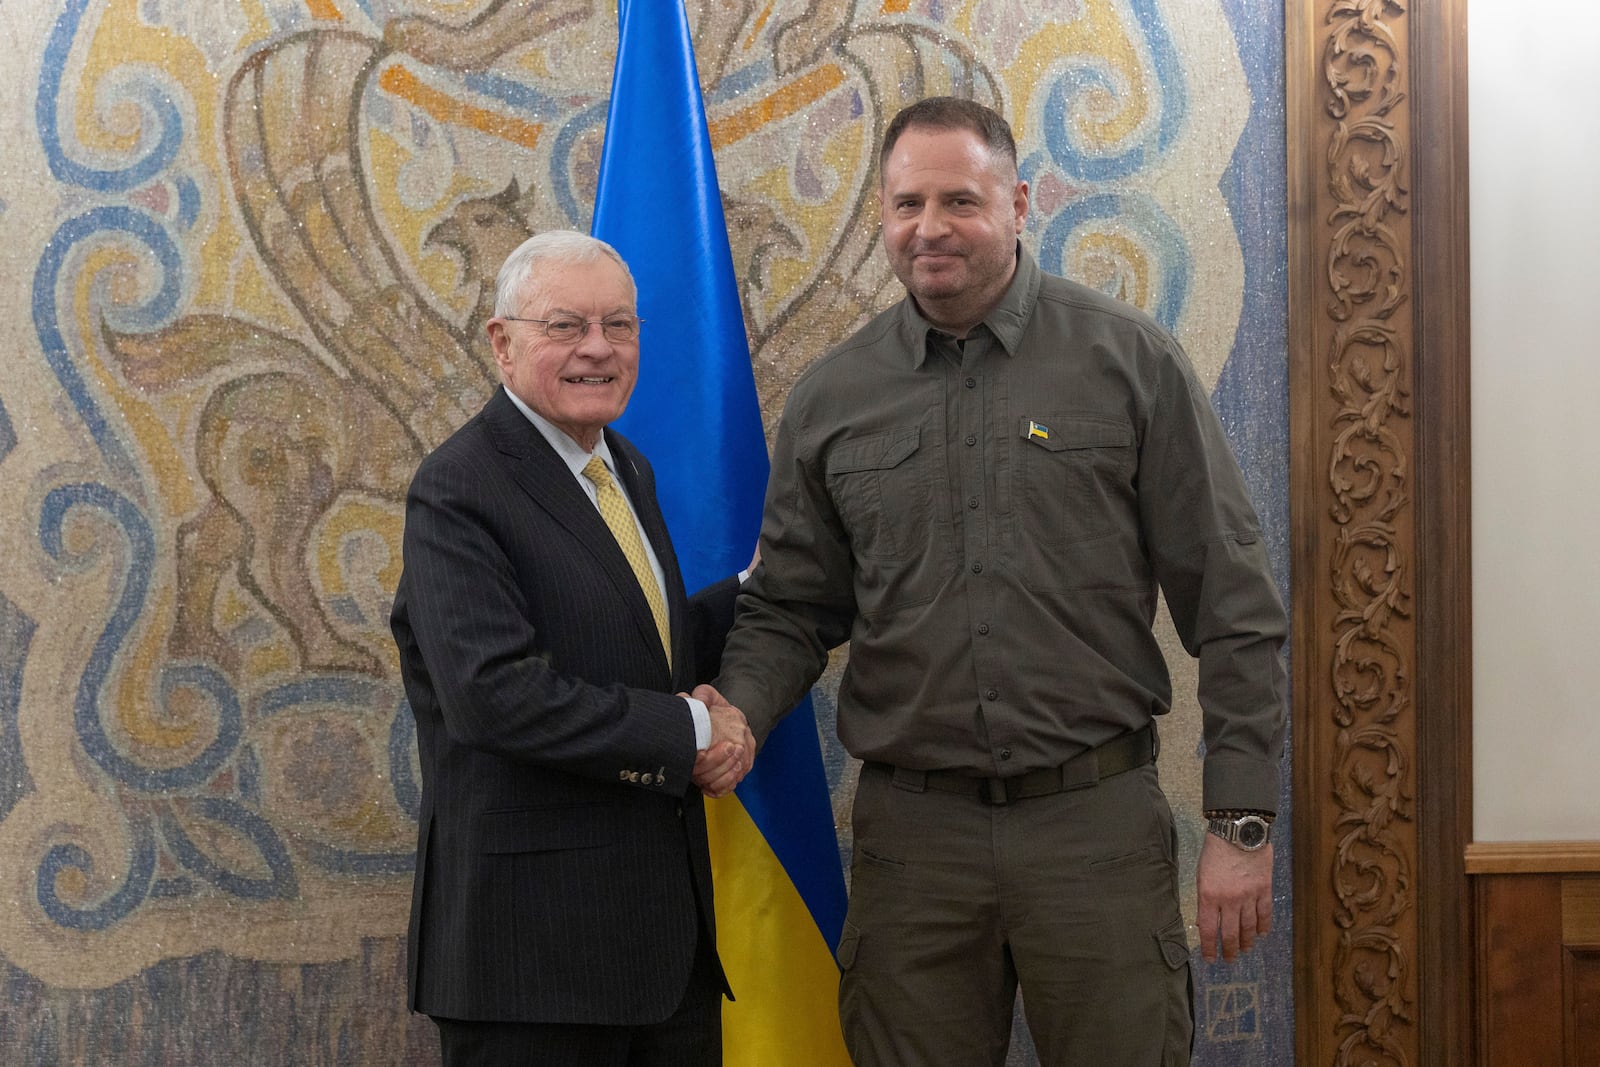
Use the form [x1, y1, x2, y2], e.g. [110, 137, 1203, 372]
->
[1237, 818, 1268, 849]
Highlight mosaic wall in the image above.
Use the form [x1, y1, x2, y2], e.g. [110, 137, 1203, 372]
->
[0, 1, 1289, 1063]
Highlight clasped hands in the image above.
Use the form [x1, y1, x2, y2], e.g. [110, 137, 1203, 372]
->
[683, 684, 754, 798]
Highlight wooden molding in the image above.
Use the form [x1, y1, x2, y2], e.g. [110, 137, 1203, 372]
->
[1408, 0, 1475, 1061]
[1466, 842, 1600, 875]
[1290, 1, 1419, 1062]
[1290, 0, 1473, 1062]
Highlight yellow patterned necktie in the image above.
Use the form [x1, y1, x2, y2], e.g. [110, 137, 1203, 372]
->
[582, 455, 671, 665]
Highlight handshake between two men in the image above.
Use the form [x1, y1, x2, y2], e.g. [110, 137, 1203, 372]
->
[684, 685, 752, 799]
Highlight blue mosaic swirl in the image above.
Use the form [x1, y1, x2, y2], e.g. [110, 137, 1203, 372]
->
[33, 209, 183, 481]
[257, 677, 417, 874]
[159, 798, 297, 901]
[37, 812, 157, 931]
[40, 485, 243, 793]
[1037, 192, 1191, 333]
[1039, 0, 1185, 182]
[38, 0, 183, 193]
[551, 101, 610, 228]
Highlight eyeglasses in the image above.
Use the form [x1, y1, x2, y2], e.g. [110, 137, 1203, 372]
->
[499, 315, 643, 343]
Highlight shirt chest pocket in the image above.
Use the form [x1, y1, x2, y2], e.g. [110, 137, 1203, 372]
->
[1015, 414, 1137, 546]
[825, 428, 933, 561]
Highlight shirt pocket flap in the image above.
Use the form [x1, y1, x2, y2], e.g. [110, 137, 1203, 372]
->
[827, 428, 921, 474]
[1019, 414, 1134, 452]
[478, 809, 612, 854]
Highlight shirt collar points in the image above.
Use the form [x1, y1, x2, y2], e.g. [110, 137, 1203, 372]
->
[901, 242, 1042, 368]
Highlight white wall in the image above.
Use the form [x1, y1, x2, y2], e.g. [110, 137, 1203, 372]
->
[1471, 0, 1600, 839]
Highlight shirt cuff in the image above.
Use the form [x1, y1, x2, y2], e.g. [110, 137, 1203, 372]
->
[686, 696, 710, 750]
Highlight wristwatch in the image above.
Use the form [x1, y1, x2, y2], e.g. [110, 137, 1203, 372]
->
[1206, 812, 1272, 851]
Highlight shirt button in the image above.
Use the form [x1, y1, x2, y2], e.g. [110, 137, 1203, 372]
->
[971, 561, 983, 574]
[999, 748, 1012, 761]
[967, 496, 979, 509]
[965, 377, 976, 389]
[977, 623, 990, 635]
[965, 434, 977, 446]
[986, 688, 999, 700]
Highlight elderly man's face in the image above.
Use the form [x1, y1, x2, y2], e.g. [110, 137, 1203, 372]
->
[488, 258, 640, 451]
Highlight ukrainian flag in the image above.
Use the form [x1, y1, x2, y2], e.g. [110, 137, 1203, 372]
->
[592, 3, 850, 1062]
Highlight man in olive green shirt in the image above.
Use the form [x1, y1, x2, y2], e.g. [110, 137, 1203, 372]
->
[699, 97, 1287, 1066]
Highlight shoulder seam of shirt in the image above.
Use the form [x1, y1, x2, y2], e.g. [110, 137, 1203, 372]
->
[1033, 275, 1180, 348]
[793, 304, 905, 390]
[786, 303, 907, 443]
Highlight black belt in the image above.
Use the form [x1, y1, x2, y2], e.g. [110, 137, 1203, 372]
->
[879, 725, 1156, 805]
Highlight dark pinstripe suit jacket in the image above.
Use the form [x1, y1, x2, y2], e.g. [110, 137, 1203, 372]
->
[390, 387, 738, 1025]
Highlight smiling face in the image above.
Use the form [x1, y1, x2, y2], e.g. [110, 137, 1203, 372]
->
[487, 257, 639, 451]
[879, 125, 1029, 336]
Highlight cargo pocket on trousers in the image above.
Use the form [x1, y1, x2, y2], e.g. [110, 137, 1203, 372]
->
[836, 920, 860, 970]
[1155, 916, 1196, 1063]
[1156, 917, 1190, 970]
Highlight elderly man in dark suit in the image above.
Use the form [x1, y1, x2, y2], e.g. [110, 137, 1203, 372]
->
[390, 230, 755, 1066]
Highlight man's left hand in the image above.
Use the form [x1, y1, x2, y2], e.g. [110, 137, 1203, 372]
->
[1195, 834, 1274, 963]
[692, 740, 746, 798]
[687, 685, 754, 798]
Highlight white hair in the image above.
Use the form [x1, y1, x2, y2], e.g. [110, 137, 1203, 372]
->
[493, 231, 636, 316]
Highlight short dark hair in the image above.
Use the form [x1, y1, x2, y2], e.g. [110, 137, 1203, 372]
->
[879, 97, 1017, 179]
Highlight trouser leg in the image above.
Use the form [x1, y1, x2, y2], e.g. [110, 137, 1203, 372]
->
[433, 930, 721, 1067]
[433, 1016, 627, 1066]
[628, 931, 723, 1067]
[1005, 764, 1194, 1066]
[838, 763, 1017, 1067]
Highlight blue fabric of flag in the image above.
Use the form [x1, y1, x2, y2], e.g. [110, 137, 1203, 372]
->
[591, 0, 846, 955]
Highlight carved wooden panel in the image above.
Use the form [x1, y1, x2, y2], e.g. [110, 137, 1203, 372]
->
[1290, 0, 1417, 1060]
[1291, 0, 1471, 1060]
[1321, 4, 1419, 1061]
[1286, 0, 1474, 1062]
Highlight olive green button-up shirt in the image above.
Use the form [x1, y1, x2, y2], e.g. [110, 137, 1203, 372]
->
[719, 246, 1287, 812]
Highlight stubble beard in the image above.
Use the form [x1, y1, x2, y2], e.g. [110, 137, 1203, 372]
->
[898, 247, 1014, 332]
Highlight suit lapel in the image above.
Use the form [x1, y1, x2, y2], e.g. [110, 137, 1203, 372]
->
[481, 390, 672, 677]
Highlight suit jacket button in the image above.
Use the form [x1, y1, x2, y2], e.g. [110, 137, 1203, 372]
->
[676, 806, 684, 819]
[618, 770, 631, 781]
[640, 773, 654, 785]
[628, 771, 641, 783]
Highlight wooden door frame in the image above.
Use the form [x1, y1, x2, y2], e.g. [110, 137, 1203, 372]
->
[1287, 1, 1474, 1063]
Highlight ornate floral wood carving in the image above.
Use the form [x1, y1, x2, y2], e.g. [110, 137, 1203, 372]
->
[1318, 1, 1417, 1064]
